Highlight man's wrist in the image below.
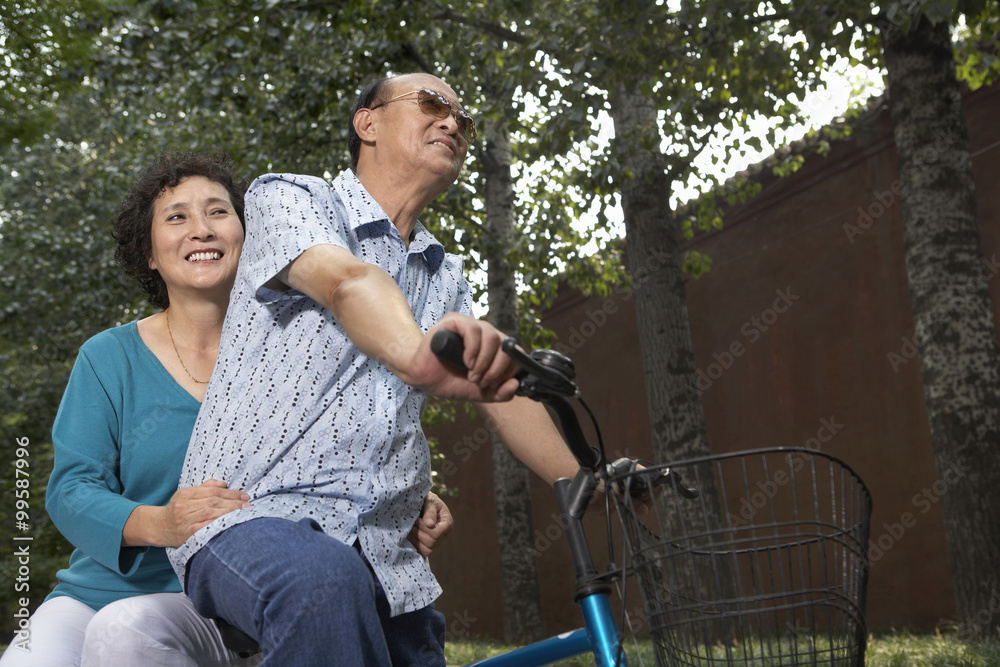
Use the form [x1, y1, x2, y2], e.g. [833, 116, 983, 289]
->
[371, 330, 425, 385]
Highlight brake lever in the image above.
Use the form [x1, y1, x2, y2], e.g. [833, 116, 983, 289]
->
[430, 329, 598, 470]
[500, 338, 580, 399]
[608, 458, 700, 499]
[430, 331, 579, 399]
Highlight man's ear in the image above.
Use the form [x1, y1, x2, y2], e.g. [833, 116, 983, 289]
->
[353, 108, 377, 143]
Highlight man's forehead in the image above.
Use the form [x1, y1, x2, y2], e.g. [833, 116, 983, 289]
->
[389, 74, 460, 102]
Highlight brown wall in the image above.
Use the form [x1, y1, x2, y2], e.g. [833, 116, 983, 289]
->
[426, 81, 1000, 639]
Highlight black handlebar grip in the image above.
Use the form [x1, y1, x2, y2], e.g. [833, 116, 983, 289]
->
[430, 329, 468, 369]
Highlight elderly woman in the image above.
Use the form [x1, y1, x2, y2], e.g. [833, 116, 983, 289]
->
[0, 154, 452, 666]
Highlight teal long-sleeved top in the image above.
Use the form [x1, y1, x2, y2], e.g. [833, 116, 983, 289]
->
[45, 320, 199, 610]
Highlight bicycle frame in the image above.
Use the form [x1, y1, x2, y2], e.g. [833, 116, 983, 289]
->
[436, 331, 870, 667]
[464, 454, 630, 667]
[433, 332, 632, 666]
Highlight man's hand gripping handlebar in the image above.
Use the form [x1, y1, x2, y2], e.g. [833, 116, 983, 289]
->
[430, 329, 698, 500]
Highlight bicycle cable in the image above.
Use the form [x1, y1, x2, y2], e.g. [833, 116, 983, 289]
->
[579, 394, 636, 666]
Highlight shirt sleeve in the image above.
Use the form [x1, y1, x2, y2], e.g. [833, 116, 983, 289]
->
[442, 253, 475, 318]
[241, 173, 354, 302]
[45, 344, 147, 576]
[455, 274, 474, 317]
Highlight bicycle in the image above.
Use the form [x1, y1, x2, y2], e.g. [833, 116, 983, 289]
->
[431, 331, 872, 667]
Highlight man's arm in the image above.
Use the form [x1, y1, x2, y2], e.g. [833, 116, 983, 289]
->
[279, 244, 517, 401]
[281, 244, 580, 484]
[477, 397, 580, 486]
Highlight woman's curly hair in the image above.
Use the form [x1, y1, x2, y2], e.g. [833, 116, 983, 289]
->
[114, 152, 248, 310]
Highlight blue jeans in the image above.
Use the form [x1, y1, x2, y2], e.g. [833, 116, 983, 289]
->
[185, 517, 446, 666]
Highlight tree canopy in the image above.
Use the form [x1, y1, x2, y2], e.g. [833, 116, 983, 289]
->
[3, 0, 999, 641]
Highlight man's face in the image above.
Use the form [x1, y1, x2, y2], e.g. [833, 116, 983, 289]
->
[374, 74, 471, 186]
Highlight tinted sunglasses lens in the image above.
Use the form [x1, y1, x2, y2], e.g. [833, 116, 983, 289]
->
[418, 91, 476, 143]
[417, 92, 451, 119]
[454, 111, 476, 143]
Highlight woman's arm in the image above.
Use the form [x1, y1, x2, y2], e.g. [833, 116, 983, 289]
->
[46, 345, 149, 573]
[122, 480, 251, 548]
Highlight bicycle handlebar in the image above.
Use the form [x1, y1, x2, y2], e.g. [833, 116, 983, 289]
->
[430, 329, 699, 499]
[431, 329, 601, 471]
[607, 457, 699, 500]
[429, 328, 468, 369]
[430, 328, 699, 628]
[431, 329, 580, 398]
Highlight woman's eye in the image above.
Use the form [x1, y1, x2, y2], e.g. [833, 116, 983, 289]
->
[167, 213, 185, 222]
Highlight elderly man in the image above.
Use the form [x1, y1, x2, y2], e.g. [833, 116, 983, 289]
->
[168, 73, 577, 665]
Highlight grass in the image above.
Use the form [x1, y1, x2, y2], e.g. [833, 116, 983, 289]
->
[6, 629, 995, 665]
[866, 630, 1000, 667]
[444, 635, 655, 665]
[444, 631, 1000, 666]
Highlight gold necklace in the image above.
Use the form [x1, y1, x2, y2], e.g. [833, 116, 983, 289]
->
[165, 310, 209, 384]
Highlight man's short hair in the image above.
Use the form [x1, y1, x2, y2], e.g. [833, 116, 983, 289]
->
[348, 77, 393, 171]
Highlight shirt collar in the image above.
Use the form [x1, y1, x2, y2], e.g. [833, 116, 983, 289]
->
[407, 223, 445, 273]
[333, 170, 446, 273]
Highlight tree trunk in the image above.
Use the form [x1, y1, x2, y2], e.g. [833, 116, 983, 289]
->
[482, 103, 545, 644]
[609, 84, 709, 466]
[610, 83, 734, 642]
[882, 15, 1000, 639]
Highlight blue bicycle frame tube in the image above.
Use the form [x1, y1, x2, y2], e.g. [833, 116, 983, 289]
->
[581, 592, 629, 667]
[463, 592, 627, 667]
[464, 628, 591, 666]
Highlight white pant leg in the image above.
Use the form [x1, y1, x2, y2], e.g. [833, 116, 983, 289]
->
[0, 596, 95, 667]
[80, 593, 261, 667]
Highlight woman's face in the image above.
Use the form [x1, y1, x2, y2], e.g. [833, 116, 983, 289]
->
[148, 176, 244, 302]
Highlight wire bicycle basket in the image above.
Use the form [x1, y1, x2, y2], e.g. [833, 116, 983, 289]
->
[611, 447, 872, 667]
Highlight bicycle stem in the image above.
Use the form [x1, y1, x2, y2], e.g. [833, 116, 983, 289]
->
[555, 469, 611, 602]
[433, 331, 630, 666]
[543, 395, 603, 472]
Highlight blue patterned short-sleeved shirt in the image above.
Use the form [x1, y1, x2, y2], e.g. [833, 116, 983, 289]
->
[167, 170, 473, 616]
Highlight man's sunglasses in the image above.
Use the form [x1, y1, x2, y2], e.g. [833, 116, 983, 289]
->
[370, 88, 478, 144]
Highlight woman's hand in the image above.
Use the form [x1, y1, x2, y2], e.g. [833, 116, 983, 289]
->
[123, 479, 251, 548]
[407, 491, 455, 557]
